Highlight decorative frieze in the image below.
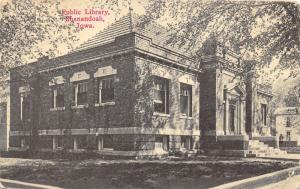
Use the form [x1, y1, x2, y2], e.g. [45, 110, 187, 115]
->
[178, 74, 196, 85]
[152, 66, 171, 79]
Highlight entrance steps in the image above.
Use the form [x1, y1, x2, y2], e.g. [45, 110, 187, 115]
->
[246, 140, 287, 158]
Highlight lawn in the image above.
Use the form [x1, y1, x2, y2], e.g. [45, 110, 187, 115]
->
[0, 156, 298, 189]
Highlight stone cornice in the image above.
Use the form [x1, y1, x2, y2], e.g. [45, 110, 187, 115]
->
[201, 56, 243, 73]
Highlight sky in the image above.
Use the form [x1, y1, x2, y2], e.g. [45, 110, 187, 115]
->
[57, 0, 146, 53]
[0, 0, 299, 98]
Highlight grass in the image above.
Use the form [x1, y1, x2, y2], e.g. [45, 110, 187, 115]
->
[0, 156, 298, 189]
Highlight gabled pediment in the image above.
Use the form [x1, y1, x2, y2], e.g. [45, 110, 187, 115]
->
[227, 84, 246, 97]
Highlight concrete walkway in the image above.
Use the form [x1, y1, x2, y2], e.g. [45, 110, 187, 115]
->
[0, 178, 62, 189]
[260, 153, 300, 163]
[212, 166, 300, 189]
[258, 175, 300, 189]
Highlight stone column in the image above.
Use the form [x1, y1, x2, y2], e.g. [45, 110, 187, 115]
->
[224, 87, 229, 135]
[239, 100, 245, 135]
[234, 101, 239, 135]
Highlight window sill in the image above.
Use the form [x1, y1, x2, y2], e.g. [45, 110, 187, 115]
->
[50, 107, 65, 111]
[153, 112, 170, 117]
[180, 116, 193, 120]
[95, 102, 115, 107]
[72, 104, 89, 109]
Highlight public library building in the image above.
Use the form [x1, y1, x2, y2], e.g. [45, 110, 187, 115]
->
[9, 13, 277, 157]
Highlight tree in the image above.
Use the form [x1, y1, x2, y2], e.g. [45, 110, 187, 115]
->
[0, 0, 78, 90]
[139, 0, 299, 77]
[284, 87, 300, 107]
[0, 0, 78, 151]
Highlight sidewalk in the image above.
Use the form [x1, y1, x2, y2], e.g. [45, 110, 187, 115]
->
[260, 153, 300, 163]
[0, 178, 62, 189]
[212, 166, 300, 189]
[258, 175, 300, 189]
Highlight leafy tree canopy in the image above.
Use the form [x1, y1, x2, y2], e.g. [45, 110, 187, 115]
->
[0, 0, 78, 91]
[1, 0, 299, 99]
[140, 0, 299, 77]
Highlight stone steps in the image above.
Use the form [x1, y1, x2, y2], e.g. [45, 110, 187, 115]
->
[246, 139, 287, 158]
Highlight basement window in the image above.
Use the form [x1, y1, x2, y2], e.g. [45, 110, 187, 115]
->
[181, 136, 192, 150]
[77, 136, 88, 149]
[55, 136, 63, 149]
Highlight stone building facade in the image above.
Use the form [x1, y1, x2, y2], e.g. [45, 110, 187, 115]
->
[8, 13, 277, 156]
[275, 107, 300, 146]
[9, 14, 200, 156]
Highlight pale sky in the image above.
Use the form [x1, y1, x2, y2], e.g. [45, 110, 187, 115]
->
[1, 0, 298, 88]
[50, 0, 147, 56]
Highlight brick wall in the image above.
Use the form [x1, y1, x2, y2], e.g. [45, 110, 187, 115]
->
[9, 32, 201, 153]
[10, 54, 136, 132]
[134, 57, 200, 131]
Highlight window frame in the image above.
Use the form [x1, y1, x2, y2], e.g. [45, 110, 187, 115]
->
[286, 131, 291, 141]
[180, 83, 192, 118]
[96, 76, 115, 106]
[261, 104, 267, 126]
[72, 80, 89, 108]
[153, 76, 169, 115]
[20, 92, 30, 121]
[50, 84, 65, 111]
[286, 117, 291, 127]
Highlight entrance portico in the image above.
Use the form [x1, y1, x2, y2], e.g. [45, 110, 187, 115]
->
[223, 85, 246, 136]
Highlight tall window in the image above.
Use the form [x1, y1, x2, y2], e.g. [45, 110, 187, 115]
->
[286, 117, 291, 127]
[98, 77, 115, 103]
[153, 77, 169, 114]
[261, 104, 267, 126]
[51, 85, 64, 109]
[73, 81, 88, 106]
[229, 100, 236, 132]
[180, 83, 192, 117]
[20, 92, 30, 121]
